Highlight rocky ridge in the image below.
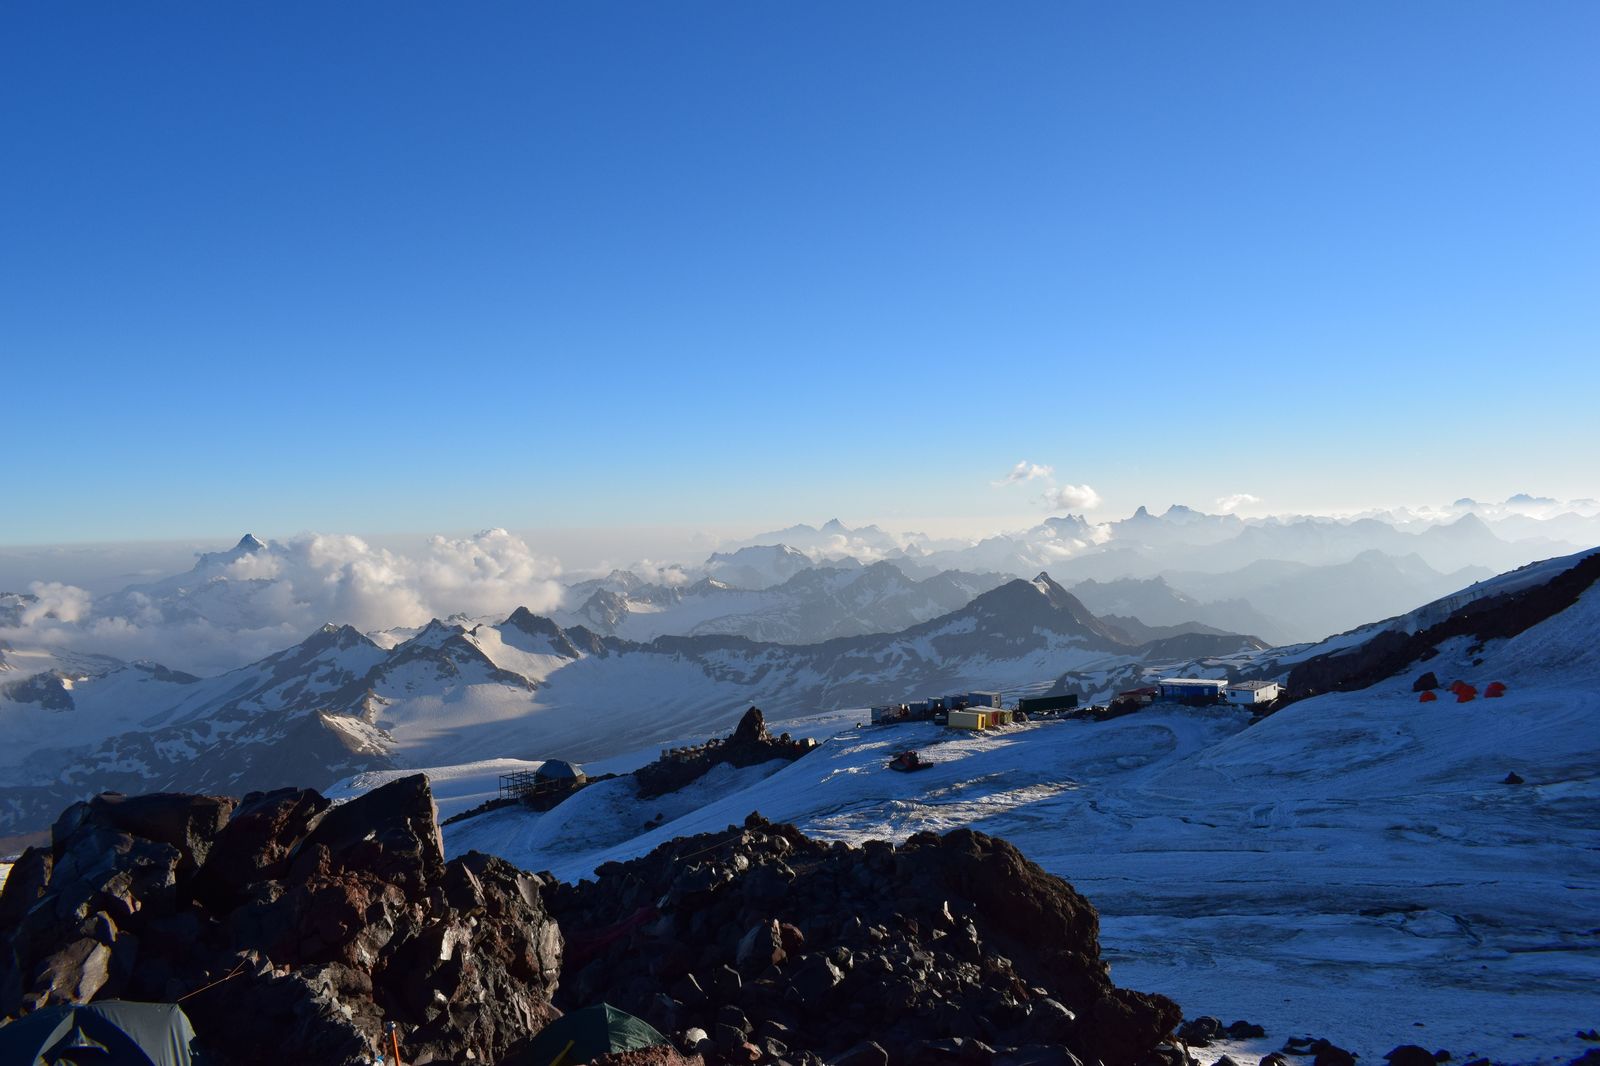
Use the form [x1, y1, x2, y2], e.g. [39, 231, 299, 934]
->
[1, 778, 1181, 1065]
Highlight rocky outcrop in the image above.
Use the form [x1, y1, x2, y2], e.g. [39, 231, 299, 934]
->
[5, 783, 1187, 1064]
[635, 708, 816, 799]
[547, 812, 1180, 1065]
[0, 777, 562, 1066]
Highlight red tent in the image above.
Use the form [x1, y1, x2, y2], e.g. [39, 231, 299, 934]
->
[1456, 684, 1477, 703]
[1485, 681, 1507, 698]
[1449, 679, 1472, 695]
[1418, 690, 1438, 702]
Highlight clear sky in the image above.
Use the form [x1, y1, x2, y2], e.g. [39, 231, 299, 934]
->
[3, 2, 1597, 545]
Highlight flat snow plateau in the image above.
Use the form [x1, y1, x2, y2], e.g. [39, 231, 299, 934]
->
[335, 581, 1600, 1064]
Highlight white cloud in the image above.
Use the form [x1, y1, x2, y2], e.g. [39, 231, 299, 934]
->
[20, 582, 93, 625]
[996, 460, 1054, 486]
[1216, 493, 1262, 513]
[1045, 484, 1102, 511]
[0, 529, 566, 676]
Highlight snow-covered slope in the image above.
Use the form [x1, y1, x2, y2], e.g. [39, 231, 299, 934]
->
[420, 567, 1600, 1064]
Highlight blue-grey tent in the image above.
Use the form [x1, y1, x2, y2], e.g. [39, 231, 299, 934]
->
[0, 1001, 197, 1066]
[518, 1003, 668, 1065]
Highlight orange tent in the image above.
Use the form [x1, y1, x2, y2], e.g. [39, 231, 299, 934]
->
[1418, 690, 1438, 702]
[1485, 681, 1507, 698]
[1456, 684, 1477, 703]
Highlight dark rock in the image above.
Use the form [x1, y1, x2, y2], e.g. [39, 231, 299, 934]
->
[87, 791, 236, 874]
[909, 1036, 997, 1064]
[0, 845, 54, 928]
[1142, 1044, 1191, 1066]
[832, 1042, 890, 1066]
[1312, 1043, 1357, 1066]
[1385, 1047, 1436, 1066]
[732, 707, 769, 746]
[1179, 1016, 1222, 1046]
[26, 937, 112, 1007]
[1412, 672, 1439, 692]
[1227, 1021, 1267, 1039]
[717, 1004, 752, 1037]
[791, 954, 845, 1001]
[287, 774, 444, 890]
[1503, 771, 1525, 785]
[737, 919, 786, 972]
[194, 787, 330, 907]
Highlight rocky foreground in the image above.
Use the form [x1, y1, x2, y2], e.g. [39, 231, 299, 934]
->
[0, 774, 1183, 1065]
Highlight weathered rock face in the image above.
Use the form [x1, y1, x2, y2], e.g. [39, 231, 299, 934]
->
[548, 813, 1180, 1066]
[0, 776, 563, 1066]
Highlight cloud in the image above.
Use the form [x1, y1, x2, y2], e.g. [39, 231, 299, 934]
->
[995, 460, 1054, 486]
[1216, 493, 1262, 513]
[0, 529, 566, 676]
[20, 582, 93, 625]
[1044, 484, 1102, 511]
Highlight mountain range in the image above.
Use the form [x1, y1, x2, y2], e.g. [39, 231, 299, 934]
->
[0, 573, 1267, 840]
[556, 559, 1010, 643]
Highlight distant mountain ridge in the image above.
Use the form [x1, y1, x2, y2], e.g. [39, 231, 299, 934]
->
[557, 560, 1011, 645]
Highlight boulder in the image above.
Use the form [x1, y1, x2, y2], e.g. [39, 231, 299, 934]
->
[1385, 1048, 1436, 1066]
[87, 792, 236, 874]
[193, 787, 330, 907]
[833, 1042, 891, 1066]
[737, 919, 786, 973]
[26, 937, 112, 1007]
[1411, 672, 1439, 692]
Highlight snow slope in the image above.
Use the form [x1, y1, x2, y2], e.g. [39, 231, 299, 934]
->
[423, 580, 1600, 1063]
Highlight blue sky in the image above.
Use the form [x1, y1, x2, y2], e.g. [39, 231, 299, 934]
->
[4, 2, 1597, 545]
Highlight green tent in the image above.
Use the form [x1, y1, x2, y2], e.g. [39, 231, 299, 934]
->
[520, 1003, 670, 1065]
[0, 1001, 197, 1066]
